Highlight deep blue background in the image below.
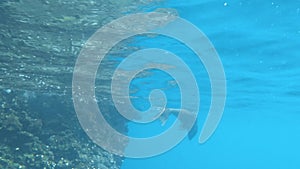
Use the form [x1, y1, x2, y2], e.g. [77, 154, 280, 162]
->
[122, 0, 300, 169]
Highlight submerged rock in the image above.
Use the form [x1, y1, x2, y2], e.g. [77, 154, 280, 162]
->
[0, 0, 161, 168]
[0, 86, 126, 168]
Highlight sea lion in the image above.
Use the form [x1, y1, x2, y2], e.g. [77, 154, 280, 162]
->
[158, 108, 198, 140]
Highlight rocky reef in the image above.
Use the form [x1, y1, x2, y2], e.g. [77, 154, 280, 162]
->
[0, 0, 160, 168]
[0, 0, 159, 94]
[0, 89, 126, 168]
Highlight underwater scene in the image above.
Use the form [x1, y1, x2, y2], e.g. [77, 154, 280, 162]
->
[1, 0, 300, 168]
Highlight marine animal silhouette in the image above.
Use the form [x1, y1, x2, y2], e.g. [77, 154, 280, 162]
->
[159, 108, 198, 140]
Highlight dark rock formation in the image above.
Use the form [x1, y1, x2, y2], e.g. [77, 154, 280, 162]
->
[0, 0, 158, 168]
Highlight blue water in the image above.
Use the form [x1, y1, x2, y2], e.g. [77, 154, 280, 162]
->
[121, 0, 300, 169]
